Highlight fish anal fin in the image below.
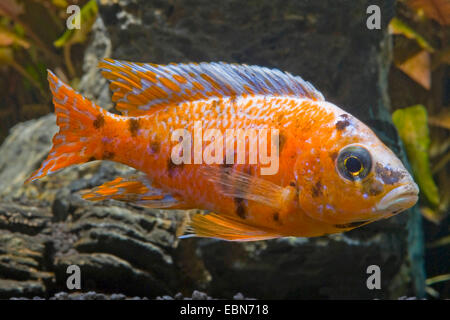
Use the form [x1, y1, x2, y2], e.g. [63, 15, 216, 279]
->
[81, 174, 184, 209]
[99, 59, 324, 117]
[182, 212, 280, 241]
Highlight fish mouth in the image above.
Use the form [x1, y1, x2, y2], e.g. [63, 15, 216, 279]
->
[376, 182, 419, 214]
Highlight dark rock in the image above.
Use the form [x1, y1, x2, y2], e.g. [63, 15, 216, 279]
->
[110, 293, 126, 300]
[157, 295, 174, 300]
[174, 292, 184, 300]
[233, 292, 244, 300]
[0, 115, 57, 199]
[19, 291, 142, 300]
[10, 289, 255, 300]
[78, 17, 113, 110]
[196, 234, 409, 299]
[50, 291, 69, 300]
[0, 204, 54, 299]
[51, 189, 71, 222]
[192, 290, 208, 300]
[0, 280, 46, 299]
[54, 252, 168, 297]
[0, 202, 51, 235]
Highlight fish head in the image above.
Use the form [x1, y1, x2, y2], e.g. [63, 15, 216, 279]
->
[295, 104, 419, 228]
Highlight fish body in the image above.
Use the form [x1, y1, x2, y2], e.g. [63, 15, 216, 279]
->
[27, 60, 419, 241]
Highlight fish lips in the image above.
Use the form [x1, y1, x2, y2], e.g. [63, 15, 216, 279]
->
[375, 182, 419, 214]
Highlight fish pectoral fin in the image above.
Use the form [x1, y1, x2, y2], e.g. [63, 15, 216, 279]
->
[181, 212, 280, 241]
[199, 166, 295, 211]
[81, 174, 184, 209]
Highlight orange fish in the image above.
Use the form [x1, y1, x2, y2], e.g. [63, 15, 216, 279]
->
[26, 59, 419, 241]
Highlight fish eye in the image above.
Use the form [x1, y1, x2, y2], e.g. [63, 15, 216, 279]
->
[337, 145, 372, 181]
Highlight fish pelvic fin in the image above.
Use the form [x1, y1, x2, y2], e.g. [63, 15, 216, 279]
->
[82, 174, 186, 209]
[181, 212, 281, 241]
[25, 70, 106, 183]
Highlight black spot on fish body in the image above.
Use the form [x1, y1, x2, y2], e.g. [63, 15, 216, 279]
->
[273, 212, 281, 223]
[234, 197, 246, 219]
[221, 155, 233, 168]
[277, 114, 284, 124]
[336, 120, 350, 131]
[375, 163, 404, 185]
[150, 141, 160, 154]
[288, 180, 300, 197]
[128, 118, 140, 137]
[330, 151, 338, 162]
[244, 166, 252, 176]
[278, 133, 286, 154]
[362, 178, 384, 196]
[311, 181, 322, 197]
[88, 156, 96, 162]
[103, 151, 115, 160]
[167, 158, 183, 177]
[93, 114, 105, 129]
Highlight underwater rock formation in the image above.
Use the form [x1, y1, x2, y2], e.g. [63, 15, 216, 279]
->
[0, 0, 424, 299]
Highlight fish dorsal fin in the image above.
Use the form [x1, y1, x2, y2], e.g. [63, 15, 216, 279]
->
[99, 59, 325, 116]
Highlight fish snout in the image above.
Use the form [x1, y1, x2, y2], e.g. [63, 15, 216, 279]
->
[375, 175, 419, 214]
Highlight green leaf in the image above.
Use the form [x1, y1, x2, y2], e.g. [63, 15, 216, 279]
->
[52, 0, 69, 9]
[0, 26, 30, 48]
[389, 17, 435, 52]
[0, 47, 14, 64]
[0, 0, 24, 19]
[54, 0, 98, 48]
[392, 105, 440, 210]
[396, 50, 431, 90]
[408, 0, 450, 26]
[53, 26, 73, 48]
[426, 274, 450, 286]
[427, 234, 450, 248]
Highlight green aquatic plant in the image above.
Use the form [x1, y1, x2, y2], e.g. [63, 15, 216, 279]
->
[392, 105, 440, 209]
[54, 0, 98, 78]
[0, 0, 97, 142]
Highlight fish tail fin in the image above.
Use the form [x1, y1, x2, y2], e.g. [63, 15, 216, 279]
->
[25, 70, 104, 183]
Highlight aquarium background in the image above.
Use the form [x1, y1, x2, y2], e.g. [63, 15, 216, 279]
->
[0, 0, 448, 299]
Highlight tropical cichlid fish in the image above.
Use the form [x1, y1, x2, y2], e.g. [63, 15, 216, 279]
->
[26, 59, 419, 241]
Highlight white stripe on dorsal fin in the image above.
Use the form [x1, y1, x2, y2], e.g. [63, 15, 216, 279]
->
[99, 59, 325, 117]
